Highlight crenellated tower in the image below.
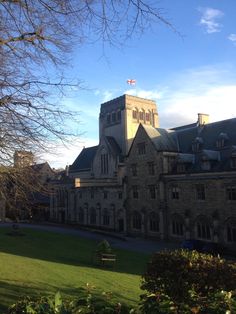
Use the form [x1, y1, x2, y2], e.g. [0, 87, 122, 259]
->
[99, 94, 159, 155]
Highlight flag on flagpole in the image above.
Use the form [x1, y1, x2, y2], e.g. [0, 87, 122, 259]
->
[127, 79, 136, 85]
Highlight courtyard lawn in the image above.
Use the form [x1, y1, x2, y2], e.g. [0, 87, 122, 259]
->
[0, 226, 150, 312]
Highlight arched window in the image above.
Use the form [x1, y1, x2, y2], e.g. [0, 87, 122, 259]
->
[78, 207, 84, 223]
[145, 111, 151, 123]
[172, 215, 184, 236]
[226, 219, 236, 243]
[196, 217, 211, 240]
[149, 212, 159, 232]
[132, 211, 142, 230]
[139, 110, 145, 120]
[90, 207, 96, 225]
[101, 152, 109, 174]
[103, 209, 110, 226]
[132, 109, 138, 119]
[216, 133, 228, 148]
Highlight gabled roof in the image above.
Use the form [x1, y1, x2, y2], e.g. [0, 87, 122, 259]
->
[31, 162, 52, 172]
[69, 145, 98, 172]
[142, 125, 178, 152]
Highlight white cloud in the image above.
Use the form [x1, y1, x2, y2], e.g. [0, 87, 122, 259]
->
[40, 66, 236, 167]
[158, 66, 236, 128]
[160, 85, 236, 128]
[228, 33, 236, 45]
[125, 88, 163, 100]
[102, 90, 114, 102]
[199, 7, 224, 33]
[40, 137, 98, 169]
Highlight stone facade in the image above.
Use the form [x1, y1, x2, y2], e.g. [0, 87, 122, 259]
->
[50, 94, 236, 252]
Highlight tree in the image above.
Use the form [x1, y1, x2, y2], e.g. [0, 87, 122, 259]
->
[0, 0, 173, 214]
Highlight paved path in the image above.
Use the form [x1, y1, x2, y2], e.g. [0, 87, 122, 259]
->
[0, 222, 179, 254]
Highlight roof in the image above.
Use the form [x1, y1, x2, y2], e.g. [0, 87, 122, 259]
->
[171, 122, 198, 131]
[31, 162, 52, 172]
[176, 117, 236, 153]
[143, 125, 178, 152]
[177, 153, 195, 163]
[201, 150, 220, 161]
[69, 146, 98, 172]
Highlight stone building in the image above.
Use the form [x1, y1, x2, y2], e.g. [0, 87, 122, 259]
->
[3, 151, 55, 221]
[50, 94, 236, 251]
[14, 150, 34, 167]
[51, 94, 159, 232]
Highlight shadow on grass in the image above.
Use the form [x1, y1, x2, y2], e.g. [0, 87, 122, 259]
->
[0, 226, 149, 276]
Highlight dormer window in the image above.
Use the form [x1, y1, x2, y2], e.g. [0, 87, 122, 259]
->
[192, 137, 203, 152]
[216, 133, 228, 148]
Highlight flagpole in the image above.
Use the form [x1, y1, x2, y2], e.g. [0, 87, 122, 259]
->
[127, 78, 137, 96]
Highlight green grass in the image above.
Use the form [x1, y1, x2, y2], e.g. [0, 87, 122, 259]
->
[0, 226, 150, 312]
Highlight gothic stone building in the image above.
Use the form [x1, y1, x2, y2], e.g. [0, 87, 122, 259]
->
[50, 94, 236, 252]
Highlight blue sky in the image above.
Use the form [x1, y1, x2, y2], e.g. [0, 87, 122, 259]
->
[43, 0, 236, 168]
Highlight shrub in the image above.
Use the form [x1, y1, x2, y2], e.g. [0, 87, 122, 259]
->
[139, 290, 236, 314]
[141, 249, 236, 302]
[96, 239, 113, 254]
[7, 285, 133, 314]
[7, 292, 67, 314]
[139, 249, 236, 313]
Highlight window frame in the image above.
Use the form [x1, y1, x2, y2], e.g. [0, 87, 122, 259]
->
[147, 161, 155, 175]
[132, 211, 142, 230]
[197, 221, 211, 240]
[137, 142, 146, 155]
[132, 185, 139, 199]
[196, 184, 206, 201]
[171, 186, 180, 200]
[226, 186, 236, 201]
[148, 185, 156, 199]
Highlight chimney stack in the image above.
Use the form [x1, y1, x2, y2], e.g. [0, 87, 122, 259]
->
[198, 113, 209, 126]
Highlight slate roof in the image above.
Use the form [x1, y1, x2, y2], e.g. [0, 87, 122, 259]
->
[176, 117, 236, 153]
[143, 125, 178, 152]
[171, 122, 198, 131]
[201, 149, 220, 161]
[177, 153, 195, 163]
[31, 162, 51, 171]
[69, 145, 98, 172]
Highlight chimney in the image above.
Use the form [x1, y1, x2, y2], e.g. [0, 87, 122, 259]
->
[198, 113, 209, 126]
[65, 165, 69, 176]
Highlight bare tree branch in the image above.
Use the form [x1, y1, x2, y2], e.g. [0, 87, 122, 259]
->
[0, 0, 175, 215]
